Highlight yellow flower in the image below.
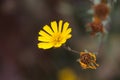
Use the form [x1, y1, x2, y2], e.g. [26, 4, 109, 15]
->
[77, 50, 99, 69]
[38, 20, 72, 49]
[58, 68, 78, 80]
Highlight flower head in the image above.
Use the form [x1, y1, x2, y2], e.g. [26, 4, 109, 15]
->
[58, 68, 78, 80]
[38, 20, 72, 49]
[77, 50, 99, 69]
[88, 21, 104, 35]
[94, 3, 110, 20]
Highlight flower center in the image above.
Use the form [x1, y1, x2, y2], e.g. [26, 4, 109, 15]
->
[51, 33, 62, 45]
[80, 53, 92, 65]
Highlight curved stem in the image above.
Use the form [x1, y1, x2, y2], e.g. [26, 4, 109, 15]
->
[62, 44, 79, 54]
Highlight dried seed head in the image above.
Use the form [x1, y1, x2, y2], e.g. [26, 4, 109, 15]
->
[88, 22, 104, 35]
[94, 3, 110, 20]
[78, 51, 99, 69]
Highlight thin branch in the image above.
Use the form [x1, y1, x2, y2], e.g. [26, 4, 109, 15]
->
[62, 44, 80, 54]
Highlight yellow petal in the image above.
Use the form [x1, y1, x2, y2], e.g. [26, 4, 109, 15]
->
[43, 25, 54, 35]
[88, 65, 96, 69]
[80, 52, 85, 55]
[62, 22, 69, 33]
[66, 34, 72, 39]
[60, 34, 71, 44]
[95, 63, 99, 67]
[89, 53, 96, 61]
[51, 21, 58, 33]
[54, 43, 62, 48]
[80, 62, 87, 69]
[66, 28, 72, 34]
[39, 30, 52, 39]
[58, 20, 63, 32]
[62, 28, 72, 37]
[61, 38, 67, 44]
[38, 42, 53, 49]
[38, 36, 50, 42]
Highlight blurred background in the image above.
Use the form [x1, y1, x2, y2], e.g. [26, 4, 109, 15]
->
[0, 0, 120, 80]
